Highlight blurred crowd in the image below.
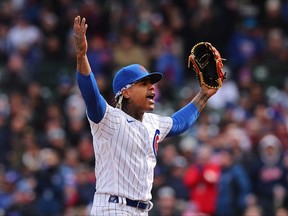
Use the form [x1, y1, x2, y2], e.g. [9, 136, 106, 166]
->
[1, 0, 288, 216]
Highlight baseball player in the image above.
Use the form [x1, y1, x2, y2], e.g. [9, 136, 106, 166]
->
[73, 16, 219, 216]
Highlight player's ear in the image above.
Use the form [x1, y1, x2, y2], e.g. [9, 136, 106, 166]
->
[122, 89, 130, 99]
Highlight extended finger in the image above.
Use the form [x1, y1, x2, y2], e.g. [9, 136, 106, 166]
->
[81, 17, 86, 28]
[74, 16, 81, 32]
[74, 15, 80, 26]
[84, 24, 88, 34]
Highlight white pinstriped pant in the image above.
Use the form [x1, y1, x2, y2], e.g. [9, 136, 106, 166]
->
[90, 193, 153, 216]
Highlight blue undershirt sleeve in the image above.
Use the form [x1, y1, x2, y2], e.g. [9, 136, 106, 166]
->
[76, 71, 106, 123]
[167, 102, 200, 137]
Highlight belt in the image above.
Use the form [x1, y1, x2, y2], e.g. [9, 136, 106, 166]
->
[108, 195, 151, 211]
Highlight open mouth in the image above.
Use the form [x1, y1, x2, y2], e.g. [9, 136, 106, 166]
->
[146, 93, 155, 101]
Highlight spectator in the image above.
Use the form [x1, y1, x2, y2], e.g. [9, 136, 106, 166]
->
[153, 28, 185, 87]
[243, 205, 262, 216]
[86, 34, 113, 79]
[166, 155, 189, 201]
[149, 186, 182, 216]
[0, 170, 18, 213]
[262, 0, 288, 33]
[6, 175, 37, 216]
[0, 94, 10, 167]
[157, 142, 179, 178]
[215, 147, 251, 216]
[34, 148, 65, 216]
[276, 207, 288, 216]
[250, 134, 286, 216]
[227, 16, 264, 78]
[113, 33, 150, 69]
[1, 54, 29, 94]
[184, 144, 221, 215]
[6, 14, 42, 53]
[257, 27, 288, 88]
[75, 165, 95, 208]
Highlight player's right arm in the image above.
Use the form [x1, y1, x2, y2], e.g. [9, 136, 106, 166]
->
[74, 15, 90, 75]
[74, 15, 106, 123]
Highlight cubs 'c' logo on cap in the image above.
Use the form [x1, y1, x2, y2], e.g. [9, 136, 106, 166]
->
[139, 65, 147, 72]
[153, 129, 160, 157]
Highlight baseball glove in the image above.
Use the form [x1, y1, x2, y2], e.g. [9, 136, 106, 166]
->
[188, 42, 226, 89]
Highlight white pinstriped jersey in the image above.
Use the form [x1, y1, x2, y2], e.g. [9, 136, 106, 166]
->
[88, 103, 173, 201]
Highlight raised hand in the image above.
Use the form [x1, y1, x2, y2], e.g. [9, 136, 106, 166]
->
[73, 15, 88, 58]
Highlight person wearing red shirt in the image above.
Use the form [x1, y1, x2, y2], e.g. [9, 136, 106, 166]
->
[183, 144, 221, 215]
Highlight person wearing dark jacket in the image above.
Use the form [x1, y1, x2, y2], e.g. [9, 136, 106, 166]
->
[215, 147, 251, 216]
[250, 134, 286, 216]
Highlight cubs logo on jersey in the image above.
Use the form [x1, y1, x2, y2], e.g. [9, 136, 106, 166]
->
[152, 129, 160, 157]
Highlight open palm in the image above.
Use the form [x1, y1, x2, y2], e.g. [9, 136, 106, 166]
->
[73, 16, 88, 57]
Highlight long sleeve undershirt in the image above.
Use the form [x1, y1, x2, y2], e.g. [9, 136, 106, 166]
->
[167, 102, 199, 137]
[76, 71, 106, 123]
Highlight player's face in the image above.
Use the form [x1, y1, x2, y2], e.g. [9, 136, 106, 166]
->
[126, 78, 156, 112]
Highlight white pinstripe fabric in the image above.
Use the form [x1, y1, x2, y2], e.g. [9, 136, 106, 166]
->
[88, 104, 172, 212]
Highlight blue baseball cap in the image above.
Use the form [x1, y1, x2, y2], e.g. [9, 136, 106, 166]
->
[113, 64, 163, 96]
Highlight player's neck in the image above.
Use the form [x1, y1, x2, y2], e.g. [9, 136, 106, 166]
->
[122, 106, 144, 121]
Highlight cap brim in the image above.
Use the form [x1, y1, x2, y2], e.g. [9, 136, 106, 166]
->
[134, 72, 163, 84]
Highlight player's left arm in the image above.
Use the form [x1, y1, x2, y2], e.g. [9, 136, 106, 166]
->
[167, 86, 217, 137]
[167, 42, 223, 137]
[192, 85, 217, 112]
